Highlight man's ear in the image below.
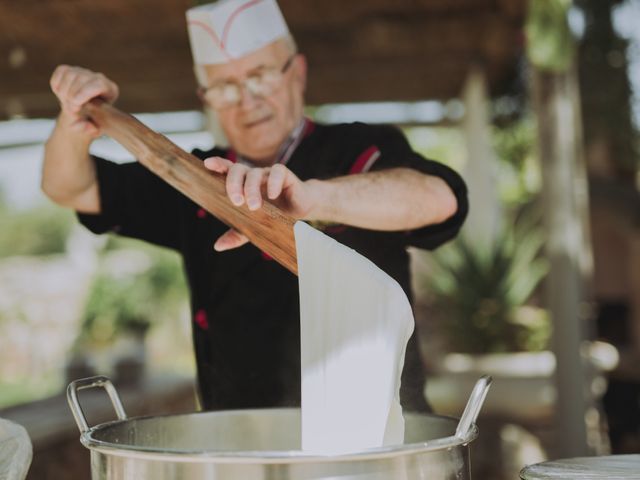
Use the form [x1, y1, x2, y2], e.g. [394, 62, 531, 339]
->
[294, 54, 308, 93]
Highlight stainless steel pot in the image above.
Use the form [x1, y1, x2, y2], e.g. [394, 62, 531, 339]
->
[67, 376, 491, 480]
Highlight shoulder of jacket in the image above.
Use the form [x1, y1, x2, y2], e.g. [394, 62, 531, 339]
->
[316, 121, 401, 140]
[191, 145, 228, 160]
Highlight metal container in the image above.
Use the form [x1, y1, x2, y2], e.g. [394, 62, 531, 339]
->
[68, 376, 491, 480]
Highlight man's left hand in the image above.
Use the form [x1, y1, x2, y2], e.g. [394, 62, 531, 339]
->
[203, 156, 318, 251]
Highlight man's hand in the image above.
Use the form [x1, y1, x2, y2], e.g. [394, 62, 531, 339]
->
[50, 65, 120, 139]
[202, 158, 458, 252]
[203, 156, 319, 251]
[42, 65, 119, 213]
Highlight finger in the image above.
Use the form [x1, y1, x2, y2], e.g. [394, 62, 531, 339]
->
[50, 65, 70, 93]
[62, 115, 99, 138]
[71, 74, 119, 107]
[267, 163, 288, 199]
[60, 72, 94, 114]
[57, 68, 83, 101]
[226, 164, 249, 206]
[69, 78, 113, 110]
[203, 156, 233, 173]
[97, 74, 119, 104]
[80, 121, 101, 137]
[244, 168, 267, 211]
[214, 229, 249, 251]
[67, 75, 96, 108]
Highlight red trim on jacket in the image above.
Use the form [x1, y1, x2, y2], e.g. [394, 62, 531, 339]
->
[350, 145, 381, 174]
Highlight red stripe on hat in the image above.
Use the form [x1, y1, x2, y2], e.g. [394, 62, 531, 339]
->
[221, 0, 265, 51]
[187, 20, 231, 60]
[349, 146, 381, 174]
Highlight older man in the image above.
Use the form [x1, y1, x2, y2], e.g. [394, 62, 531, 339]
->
[42, 0, 467, 412]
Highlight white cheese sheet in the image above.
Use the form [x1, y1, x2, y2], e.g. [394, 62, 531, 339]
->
[295, 221, 414, 454]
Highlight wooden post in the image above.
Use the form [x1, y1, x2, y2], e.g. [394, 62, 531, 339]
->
[631, 233, 640, 355]
[461, 64, 502, 251]
[531, 64, 595, 458]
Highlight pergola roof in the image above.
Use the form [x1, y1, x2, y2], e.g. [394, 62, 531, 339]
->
[0, 0, 526, 119]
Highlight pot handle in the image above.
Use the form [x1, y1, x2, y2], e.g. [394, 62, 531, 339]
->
[66, 375, 127, 434]
[455, 375, 492, 441]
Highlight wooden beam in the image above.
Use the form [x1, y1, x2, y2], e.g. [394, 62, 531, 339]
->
[305, 57, 517, 103]
[279, 0, 524, 26]
[0, 0, 525, 118]
[1, 53, 518, 118]
[292, 14, 519, 61]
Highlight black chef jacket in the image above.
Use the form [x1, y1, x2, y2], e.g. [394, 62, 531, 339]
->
[78, 120, 468, 412]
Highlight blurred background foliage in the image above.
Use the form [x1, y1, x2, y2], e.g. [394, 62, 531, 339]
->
[526, 0, 575, 72]
[0, 195, 74, 258]
[0, 220, 190, 407]
[491, 116, 540, 207]
[577, 0, 639, 178]
[424, 213, 550, 353]
[75, 238, 188, 350]
[407, 114, 541, 209]
[408, 112, 551, 354]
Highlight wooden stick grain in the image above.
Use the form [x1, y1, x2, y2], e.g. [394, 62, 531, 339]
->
[83, 100, 298, 275]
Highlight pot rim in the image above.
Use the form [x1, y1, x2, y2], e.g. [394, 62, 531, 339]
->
[80, 409, 478, 463]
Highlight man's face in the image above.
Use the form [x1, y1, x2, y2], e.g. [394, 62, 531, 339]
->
[201, 40, 306, 164]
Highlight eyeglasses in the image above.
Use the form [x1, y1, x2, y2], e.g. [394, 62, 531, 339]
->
[198, 54, 296, 110]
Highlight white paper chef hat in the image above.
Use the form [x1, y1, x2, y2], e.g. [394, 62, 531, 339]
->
[186, 0, 290, 65]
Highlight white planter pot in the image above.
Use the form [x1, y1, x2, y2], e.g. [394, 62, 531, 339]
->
[425, 342, 618, 424]
[426, 351, 555, 423]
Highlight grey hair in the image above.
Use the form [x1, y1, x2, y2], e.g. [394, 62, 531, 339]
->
[281, 34, 298, 55]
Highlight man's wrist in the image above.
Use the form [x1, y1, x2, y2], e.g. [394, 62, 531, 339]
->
[56, 111, 94, 144]
[57, 110, 79, 129]
[303, 179, 336, 222]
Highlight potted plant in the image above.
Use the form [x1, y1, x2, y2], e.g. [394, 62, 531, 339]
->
[419, 211, 555, 421]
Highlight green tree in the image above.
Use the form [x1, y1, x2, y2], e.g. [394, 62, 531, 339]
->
[577, 0, 639, 179]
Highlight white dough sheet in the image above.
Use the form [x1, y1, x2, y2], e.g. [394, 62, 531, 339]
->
[294, 221, 414, 455]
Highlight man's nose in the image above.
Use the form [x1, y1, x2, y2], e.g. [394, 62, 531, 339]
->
[238, 83, 261, 110]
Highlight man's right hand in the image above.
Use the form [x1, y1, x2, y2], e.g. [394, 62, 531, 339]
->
[50, 65, 119, 139]
[42, 65, 117, 213]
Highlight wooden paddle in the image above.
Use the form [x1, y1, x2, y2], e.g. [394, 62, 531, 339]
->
[82, 100, 298, 275]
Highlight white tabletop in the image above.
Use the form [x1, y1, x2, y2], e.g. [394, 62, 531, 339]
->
[520, 455, 640, 479]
